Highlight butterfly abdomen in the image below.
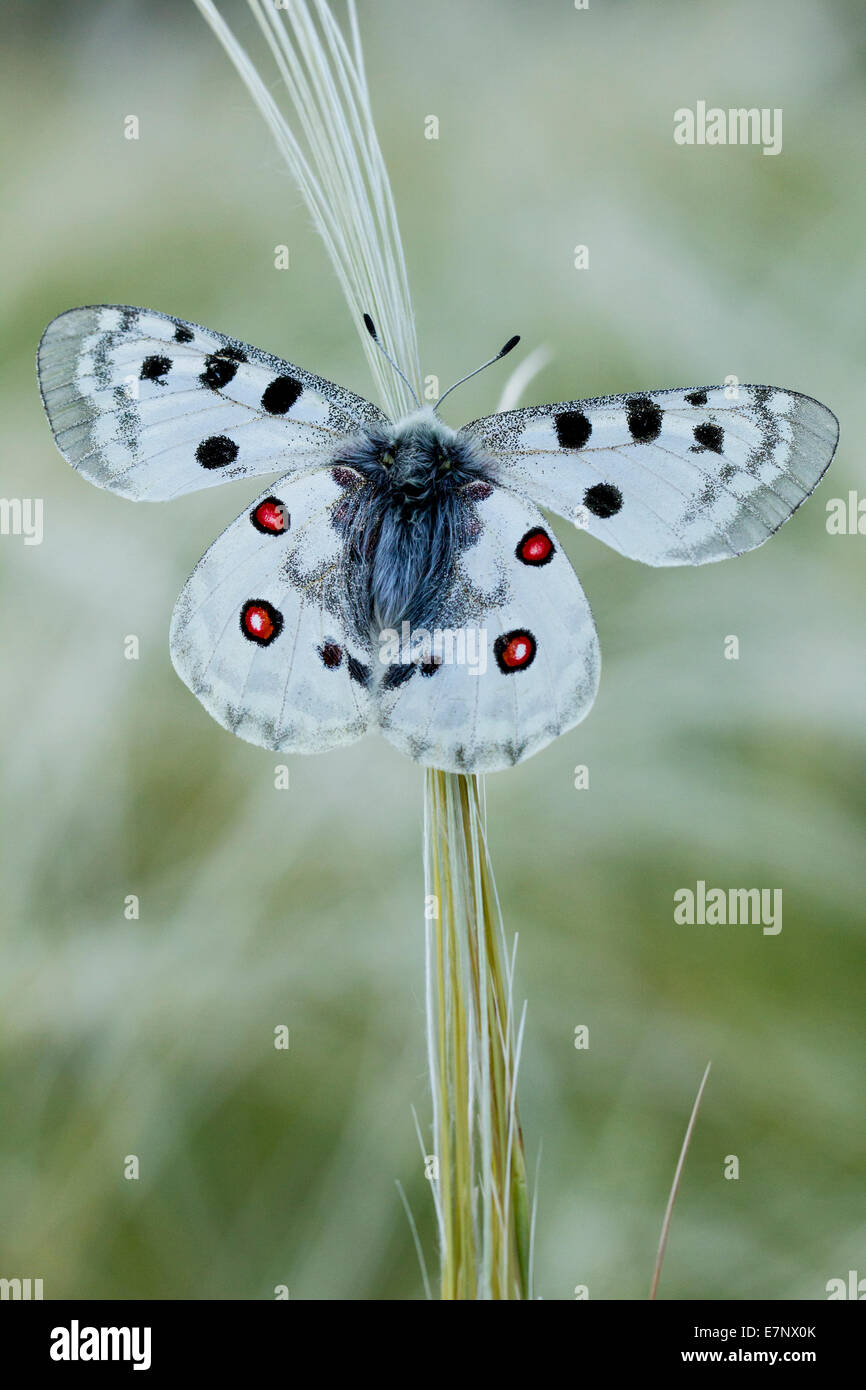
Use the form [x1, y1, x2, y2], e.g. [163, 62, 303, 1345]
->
[368, 497, 461, 632]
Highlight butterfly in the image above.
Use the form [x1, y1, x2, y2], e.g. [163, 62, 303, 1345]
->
[37, 305, 839, 773]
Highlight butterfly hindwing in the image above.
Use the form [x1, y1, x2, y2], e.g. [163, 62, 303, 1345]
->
[37, 305, 387, 501]
[375, 483, 599, 773]
[462, 385, 838, 565]
[169, 469, 376, 755]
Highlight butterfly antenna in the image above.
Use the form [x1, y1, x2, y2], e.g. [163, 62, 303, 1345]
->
[434, 335, 521, 411]
[363, 313, 421, 408]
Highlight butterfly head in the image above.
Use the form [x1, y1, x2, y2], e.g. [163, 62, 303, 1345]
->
[341, 410, 487, 509]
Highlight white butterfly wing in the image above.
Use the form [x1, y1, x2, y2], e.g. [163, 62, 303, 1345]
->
[170, 469, 376, 755]
[376, 485, 599, 773]
[37, 305, 387, 501]
[462, 386, 838, 565]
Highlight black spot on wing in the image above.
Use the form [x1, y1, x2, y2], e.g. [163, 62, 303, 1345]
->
[262, 376, 303, 415]
[692, 422, 724, 454]
[140, 354, 171, 382]
[685, 390, 708, 406]
[319, 641, 343, 669]
[382, 663, 416, 691]
[173, 324, 194, 344]
[626, 395, 663, 443]
[347, 655, 371, 688]
[584, 483, 623, 517]
[196, 435, 238, 469]
[555, 409, 592, 450]
[201, 354, 240, 390]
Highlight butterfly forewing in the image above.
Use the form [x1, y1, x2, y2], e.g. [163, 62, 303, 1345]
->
[37, 305, 387, 501]
[376, 484, 599, 773]
[170, 468, 376, 755]
[462, 386, 838, 566]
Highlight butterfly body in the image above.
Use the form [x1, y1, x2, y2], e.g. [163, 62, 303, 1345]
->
[329, 407, 491, 638]
[37, 305, 839, 772]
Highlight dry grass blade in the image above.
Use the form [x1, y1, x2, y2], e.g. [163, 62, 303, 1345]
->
[649, 1061, 712, 1301]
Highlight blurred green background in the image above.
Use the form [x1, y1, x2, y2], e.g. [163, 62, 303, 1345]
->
[1, 0, 864, 1300]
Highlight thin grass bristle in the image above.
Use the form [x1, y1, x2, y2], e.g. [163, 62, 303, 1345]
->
[649, 1061, 713, 1301]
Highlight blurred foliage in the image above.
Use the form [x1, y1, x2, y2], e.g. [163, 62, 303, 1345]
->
[0, 0, 863, 1299]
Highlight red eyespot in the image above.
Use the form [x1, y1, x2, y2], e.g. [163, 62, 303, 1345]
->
[241, 600, 282, 645]
[494, 629, 537, 673]
[250, 497, 289, 534]
[516, 527, 554, 566]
